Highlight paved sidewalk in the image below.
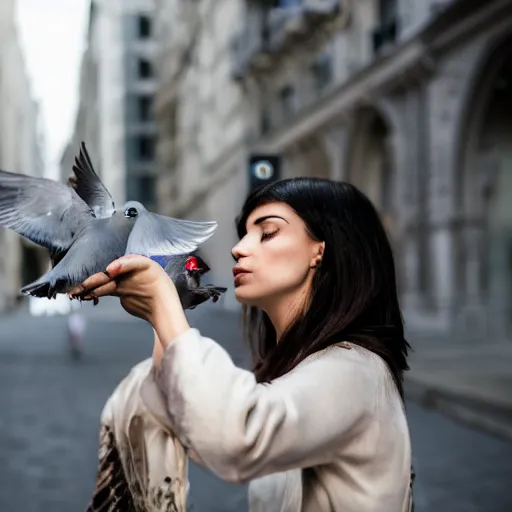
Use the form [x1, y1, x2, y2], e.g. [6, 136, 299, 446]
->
[405, 336, 512, 442]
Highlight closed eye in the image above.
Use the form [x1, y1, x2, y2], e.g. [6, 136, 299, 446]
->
[261, 230, 278, 242]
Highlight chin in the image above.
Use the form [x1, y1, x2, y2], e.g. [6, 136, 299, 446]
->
[234, 286, 264, 307]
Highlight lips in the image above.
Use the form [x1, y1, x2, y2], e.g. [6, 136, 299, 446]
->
[232, 266, 250, 278]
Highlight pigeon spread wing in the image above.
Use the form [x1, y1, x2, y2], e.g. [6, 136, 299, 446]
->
[0, 170, 94, 252]
[125, 211, 218, 257]
[70, 141, 116, 219]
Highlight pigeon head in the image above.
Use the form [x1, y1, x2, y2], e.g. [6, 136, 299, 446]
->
[184, 255, 210, 276]
[122, 200, 146, 220]
[150, 253, 210, 275]
[185, 256, 199, 271]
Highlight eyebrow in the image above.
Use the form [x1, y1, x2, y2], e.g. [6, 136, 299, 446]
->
[253, 215, 289, 226]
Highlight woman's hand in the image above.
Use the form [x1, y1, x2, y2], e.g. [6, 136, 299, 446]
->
[70, 254, 191, 352]
[69, 255, 177, 324]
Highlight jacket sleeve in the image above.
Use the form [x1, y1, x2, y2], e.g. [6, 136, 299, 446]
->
[140, 328, 378, 484]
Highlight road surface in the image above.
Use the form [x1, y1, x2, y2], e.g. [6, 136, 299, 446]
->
[0, 299, 510, 511]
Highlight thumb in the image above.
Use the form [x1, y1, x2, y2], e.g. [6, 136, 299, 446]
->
[105, 260, 122, 277]
[106, 254, 151, 277]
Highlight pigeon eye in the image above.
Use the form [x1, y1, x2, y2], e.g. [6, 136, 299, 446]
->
[185, 257, 199, 271]
[124, 207, 138, 218]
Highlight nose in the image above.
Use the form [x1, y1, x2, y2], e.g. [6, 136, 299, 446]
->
[231, 238, 250, 263]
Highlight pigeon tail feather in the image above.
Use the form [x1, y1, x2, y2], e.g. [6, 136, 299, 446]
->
[21, 274, 66, 299]
[21, 279, 52, 298]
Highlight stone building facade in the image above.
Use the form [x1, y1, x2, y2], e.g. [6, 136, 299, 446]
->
[155, 0, 512, 341]
[62, 0, 160, 211]
[153, 0, 249, 309]
[0, 0, 45, 312]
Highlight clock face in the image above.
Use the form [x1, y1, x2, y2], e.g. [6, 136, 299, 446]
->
[253, 160, 274, 180]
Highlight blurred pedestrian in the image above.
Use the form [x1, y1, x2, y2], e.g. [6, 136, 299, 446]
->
[67, 306, 86, 360]
[76, 178, 413, 512]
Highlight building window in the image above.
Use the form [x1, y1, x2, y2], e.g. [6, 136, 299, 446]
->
[372, 0, 398, 54]
[261, 108, 272, 135]
[136, 136, 155, 160]
[279, 85, 296, 120]
[137, 15, 151, 39]
[138, 58, 153, 79]
[379, 0, 398, 26]
[137, 175, 156, 205]
[311, 53, 333, 94]
[137, 95, 153, 122]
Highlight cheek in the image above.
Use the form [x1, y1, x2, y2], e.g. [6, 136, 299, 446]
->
[254, 240, 311, 291]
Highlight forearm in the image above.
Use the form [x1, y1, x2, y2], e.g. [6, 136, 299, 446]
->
[152, 329, 164, 368]
[151, 278, 190, 351]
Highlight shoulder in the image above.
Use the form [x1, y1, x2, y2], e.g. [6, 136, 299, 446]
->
[274, 342, 391, 402]
[307, 343, 403, 416]
[295, 341, 389, 378]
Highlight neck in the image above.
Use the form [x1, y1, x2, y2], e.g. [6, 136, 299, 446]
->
[264, 286, 310, 340]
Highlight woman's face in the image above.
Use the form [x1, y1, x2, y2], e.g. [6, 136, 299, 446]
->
[232, 202, 324, 308]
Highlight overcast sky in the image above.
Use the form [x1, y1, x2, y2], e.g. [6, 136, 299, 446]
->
[16, 0, 89, 179]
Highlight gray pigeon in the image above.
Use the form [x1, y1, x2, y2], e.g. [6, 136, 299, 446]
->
[0, 142, 227, 308]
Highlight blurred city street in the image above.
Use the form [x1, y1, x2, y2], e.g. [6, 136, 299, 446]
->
[0, 0, 509, 511]
[0, 299, 511, 512]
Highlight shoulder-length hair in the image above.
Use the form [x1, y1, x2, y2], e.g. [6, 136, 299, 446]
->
[236, 178, 410, 398]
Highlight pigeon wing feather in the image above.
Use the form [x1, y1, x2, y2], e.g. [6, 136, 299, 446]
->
[0, 169, 94, 252]
[70, 141, 116, 218]
[125, 211, 218, 257]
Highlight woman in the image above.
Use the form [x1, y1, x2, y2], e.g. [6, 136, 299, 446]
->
[74, 178, 413, 512]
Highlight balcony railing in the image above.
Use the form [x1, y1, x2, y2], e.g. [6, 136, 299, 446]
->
[232, 0, 341, 79]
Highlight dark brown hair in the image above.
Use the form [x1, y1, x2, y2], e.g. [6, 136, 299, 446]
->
[236, 178, 410, 398]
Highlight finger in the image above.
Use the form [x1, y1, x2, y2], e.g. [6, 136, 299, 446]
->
[74, 272, 112, 295]
[69, 273, 110, 297]
[106, 254, 151, 277]
[86, 280, 119, 299]
[68, 285, 85, 297]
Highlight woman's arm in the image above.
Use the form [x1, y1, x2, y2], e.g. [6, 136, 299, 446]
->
[150, 277, 189, 369]
[152, 277, 190, 345]
[142, 326, 379, 485]
[153, 330, 164, 368]
[71, 257, 377, 484]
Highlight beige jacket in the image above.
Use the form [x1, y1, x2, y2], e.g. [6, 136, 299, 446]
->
[87, 328, 413, 512]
